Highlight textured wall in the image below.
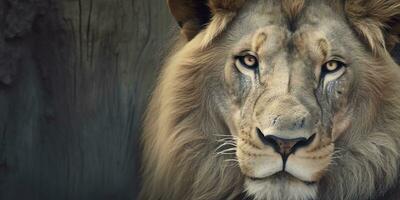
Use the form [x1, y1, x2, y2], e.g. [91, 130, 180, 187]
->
[0, 0, 174, 199]
[0, 0, 399, 200]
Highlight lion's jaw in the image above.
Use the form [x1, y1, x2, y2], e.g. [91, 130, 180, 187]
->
[244, 174, 318, 200]
[235, 106, 335, 200]
[239, 132, 333, 200]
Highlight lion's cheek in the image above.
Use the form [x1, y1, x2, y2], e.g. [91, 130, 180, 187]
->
[286, 143, 334, 182]
[237, 148, 283, 178]
[331, 110, 351, 141]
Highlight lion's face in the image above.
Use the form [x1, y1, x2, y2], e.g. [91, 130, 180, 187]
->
[222, 1, 357, 199]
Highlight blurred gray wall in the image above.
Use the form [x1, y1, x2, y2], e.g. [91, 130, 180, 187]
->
[0, 0, 174, 199]
[0, 0, 399, 200]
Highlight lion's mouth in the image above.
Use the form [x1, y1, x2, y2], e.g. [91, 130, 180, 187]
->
[246, 171, 317, 185]
[237, 128, 334, 185]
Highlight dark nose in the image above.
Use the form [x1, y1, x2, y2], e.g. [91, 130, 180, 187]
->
[257, 128, 315, 155]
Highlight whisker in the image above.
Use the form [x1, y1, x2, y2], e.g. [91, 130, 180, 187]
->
[217, 139, 236, 143]
[217, 142, 236, 146]
[215, 137, 237, 140]
[221, 154, 236, 156]
[216, 147, 236, 154]
[223, 162, 239, 168]
[221, 142, 237, 146]
[215, 142, 237, 151]
[218, 145, 235, 151]
[224, 159, 239, 163]
[218, 147, 237, 153]
[215, 134, 238, 138]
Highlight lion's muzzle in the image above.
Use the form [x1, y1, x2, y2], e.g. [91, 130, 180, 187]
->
[257, 128, 316, 159]
[237, 95, 334, 184]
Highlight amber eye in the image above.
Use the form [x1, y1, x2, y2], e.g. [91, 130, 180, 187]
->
[321, 60, 346, 78]
[236, 53, 259, 70]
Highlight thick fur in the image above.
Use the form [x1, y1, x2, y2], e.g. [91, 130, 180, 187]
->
[140, 37, 244, 200]
[345, 0, 400, 53]
[140, 0, 400, 199]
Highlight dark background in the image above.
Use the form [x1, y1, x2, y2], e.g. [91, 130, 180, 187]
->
[0, 0, 399, 200]
[0, 0, 173, 199]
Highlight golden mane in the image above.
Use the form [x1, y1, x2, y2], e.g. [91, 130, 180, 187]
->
[140, 16, 245, 200]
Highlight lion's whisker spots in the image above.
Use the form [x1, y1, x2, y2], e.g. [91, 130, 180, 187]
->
[238, 147, 270, 157]
[305, 142, 334, 153]
[240, 138, 262, 150]
[235, 156, 254, 163]
[295, 154, 331, 160]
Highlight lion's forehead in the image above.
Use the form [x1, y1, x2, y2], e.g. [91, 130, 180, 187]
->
[228, 0, 352, 60]
[241, 25, 329, 60]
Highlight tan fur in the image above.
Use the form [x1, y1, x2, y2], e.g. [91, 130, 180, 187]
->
[200, 12, 236, 48]
[141, 1, 400, 200]
[345, 0, 400, 54]
[282, 0, 305, 20]
[140, 30, 244, 199]
[252, 32, 267, 53]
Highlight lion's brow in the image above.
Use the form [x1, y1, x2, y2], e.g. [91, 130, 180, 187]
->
[252, 32, 268, 53]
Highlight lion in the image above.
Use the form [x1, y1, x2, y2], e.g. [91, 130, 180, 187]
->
[139, 0, 400, 199]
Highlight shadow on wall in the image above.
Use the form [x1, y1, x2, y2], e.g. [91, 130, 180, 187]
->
[393, 45, 400, 63]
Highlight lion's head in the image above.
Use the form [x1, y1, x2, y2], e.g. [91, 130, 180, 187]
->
[140, 0, 400, 200]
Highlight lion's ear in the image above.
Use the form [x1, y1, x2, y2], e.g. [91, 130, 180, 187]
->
[167, 0, 211, 40]
[387, 17, 400, 49]
[167, 0, 245, 41]
[345, 0, 400, 54]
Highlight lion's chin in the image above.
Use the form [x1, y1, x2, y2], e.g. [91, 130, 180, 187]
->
[244, 172, 318, 200]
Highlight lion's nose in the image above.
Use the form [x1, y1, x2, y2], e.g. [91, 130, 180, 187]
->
[256, 128, 315, 156]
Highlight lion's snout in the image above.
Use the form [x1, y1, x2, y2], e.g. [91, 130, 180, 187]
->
[256, 128, 316, 156]
[237, 128, 333, 183]
[237, 94, 333, 183]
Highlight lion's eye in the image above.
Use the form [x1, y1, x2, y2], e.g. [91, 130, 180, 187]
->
[321, 60, 345, 75]
[320, 60, 347, 91]
[236, 53, 259, 70]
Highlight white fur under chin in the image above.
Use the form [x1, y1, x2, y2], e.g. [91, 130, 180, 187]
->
[245, 178, 317, 200]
